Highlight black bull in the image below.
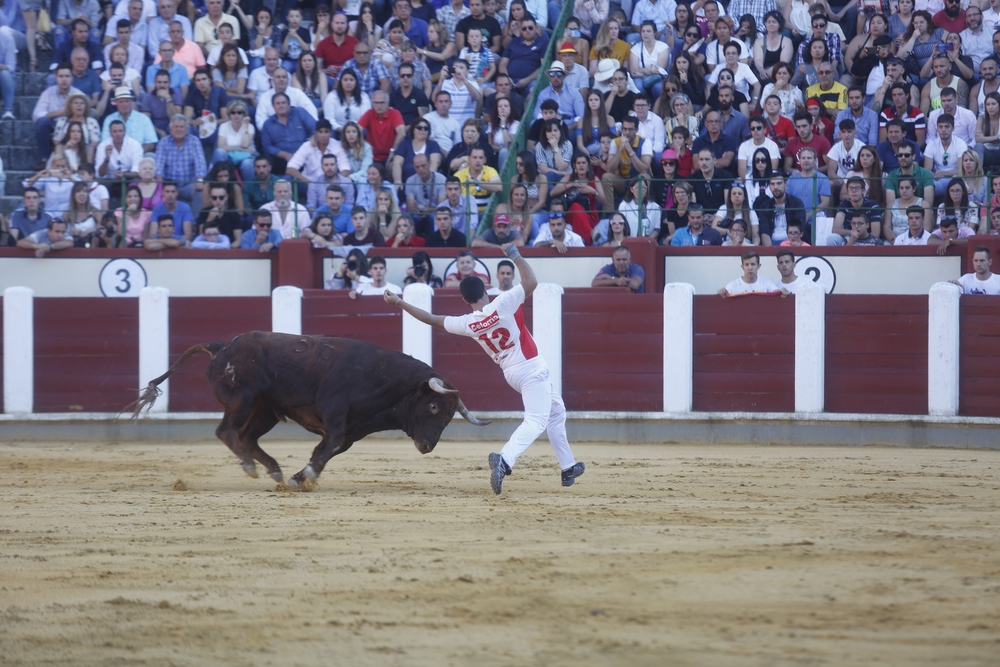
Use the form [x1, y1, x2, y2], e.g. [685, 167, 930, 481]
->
[128, 331, 490, 486]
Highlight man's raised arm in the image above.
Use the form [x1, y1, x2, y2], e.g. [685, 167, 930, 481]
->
[502, 243, 536, 297]
[384, 290, 449, 330]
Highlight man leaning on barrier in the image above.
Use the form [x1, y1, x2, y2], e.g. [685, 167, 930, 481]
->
[592, 245, 645, 293]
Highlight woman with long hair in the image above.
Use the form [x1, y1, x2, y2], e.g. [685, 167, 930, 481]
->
[701, 68, 751, 118]
[672, 3, 697, 43]
[322, 68, 371, 133]
[116, 185, 153, 247]
[487, 95, 521, 165]
[62, 181, 100, 240]
[897, 11, 944, 80]
[535, 119, 574, 183]
[619, 176, 661, 238]
[327, 248, 372, 291]
[672, 20, 707, 71]
[403, 251, 443, 288]
[52, 94, 100, 163]
[551, 153, 607, 243]
[629, 20, 670, 98]
[355, 163, 398, 214]
[52, 121, 88, 171]
[131, 158, 164, 210]
[291, 51, 328, 108]
[660, 180, 693, 245]
[845, 13, 889, 80]
[199, 162, 245, 219]
[375, 20, 406, 68]
[589, 17, 630, 74]
[975, 92, 1000, 170]
[371, 187, 402, 239]
[938, 177, 981, 231]
[310, 4, 332, 50]
[578, 90, 612, 155]
[886, 176, 924, 242]
[495, 183, 534, 242]
[393, 119, 443, 184]
[302, 212, 339, 248]
[602, 212, 631, 247]
[215, 99, 256, 181]
[711, 182, 758, 243]
[790, 37, 829, 89]
[351, 3, 381, 47]
[446, 119, 494, 174]
[341, 121, 373, 183]
[888, 0, 914, 43]
[513, 150, 550, 232]
[753, 11, 792, 84]
[806, 97, 835, 144]
[212, 43, 251, 101]
[960, 149, 988, 207]
[664, 93, 700, 141]
[664, 51, 705, 110]
[420, 19, 455, 82]
[746, 147, 775, 206]
[502, 0, 526, 49]
[842, 145, 885, 207]
[761, 62, 803, 120]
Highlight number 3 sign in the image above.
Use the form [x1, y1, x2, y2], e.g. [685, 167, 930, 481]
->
[99, 258, 148, 297]
[794, 256, 836, 294]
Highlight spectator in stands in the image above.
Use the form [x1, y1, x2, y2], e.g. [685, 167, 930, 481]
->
[785, 147, 831, 230]
[425, 206, 467, 246]
[484, 258, 515, 295]
[434, 59, 482, 126]
[340, 121, 373, 184]
[693, 110, 738, 170]
[442, 248, 488, 286]
[784, 111, 831, 173]
[779, 221, 810, 247]
[670, 203, 723, 246]
[349, 255, 401, 298]
[437, 0, 470, 41]
[389, 62, 430, 127]
[424, 90, 460, 154]
[195, 183, 241, 246]
[301, 152, 350, 214]
[33, 64, 84, 167]
[343, 205, 386, 246]
[150, 181, 194, 240]
[246, 46, 279, 101]
[689, 148, 733, 214]
[66, 47, 102, 107]
[155, 114, 207, 203]
[261, 92, 316, 174]
[828, 176, 883, 245]
[262, 178, 311, 239]
[602, 115, 653, 200]
[184, 66, 228, 149]
[326, 247, 371, 290]
[533, 204, 585, 251]
[886, 137, 934, 210]
[316, 12, 358, 79]
[213, 99, 255, 181]
[370, 186, 402, 239]
[100, 46, 141, 104]
[240, 209, 282, 252]
[826, 118, 863, 195]
[255, 67, 318, 128]
[24, 153, 75, 218]
[929, 213, 973, 255]
[457, 28, 496, 95]
[52, 19, 103, 80]
[194, 0, 239, 55]
[454, 146, 502, 213]
[446, 119, 493, 175]
[358, 90, 405, 165]
[153, 21, 203, 80]
[454, 0, 502, 53]
[210, 38, 250, 103]
[878, 117, 924, 174]
[738, 116, 781, 178]
[140, 70, 183, 139]
[191, 221, 231, 248]
[0, 30, 14, 120]
[834, 86, 878, 145]
[795, 13, 842, 74]
[309, 183, 352, 229]
[245, 7, 279, 71]
[472, 211, 522, 247]
[534, 60, 584, 131]
[17, 219, 74, 257]
[103, 8, 147, 66]
[405, 152, 447, 234]
[392, 119, 442, 186]
[143, 213, 188, 250]
[9, 187, 52, 241]
[844, 211, 884, 246]
[244, 156, 279, 213]
[926, 86, 976, 148]
[116, 184, 152, 246]
[388, 215, 425, 248]
[148, 0, 192, 59]
[301, 212, 339, 248]
[894, 205, 932, 245]
[925, 113, 968, 197]
[592, 244, 645, 292]
[717, 251, 783, 297]
[754, 174, 807, 246]
[323, 67, 372, 133]
[131, 157, 163, 210]
[951, 246, 1000, 294]
[337, 41, 390, 96]
[53, 93, 101, 159]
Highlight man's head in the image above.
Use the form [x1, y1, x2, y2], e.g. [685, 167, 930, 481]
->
[938, 216, 959, 240]
[159, 40, 177, 66]
[848, 87, 864, 112]
[495, 73, 512, 97]
[254, 156, 272, 181]
[932, 55, 951, 80]
[697, 148, 716, 174]
[846, 177, 865, 202]
[435, 206, 453, 232]
[372, 90, 389, 116]
[332, 12, 348, 35]
[817, 62, 835, 88]
[157, 0, 176, 20]
[206, 0, 222, 17]
[776, 249, 796, 278]
[169, 114, 188, 141]
[741, 251, 761, 281]
[413, 153, 432, 180]
[496, 260, 515, 291]
[369, 255, 387, 284]
[264, 47, 281, 73]
[272, 68, 289, 93]
[850, 212, 870, 238]
[194, 67, 212, 93]
[786, 222, 805, 246]
[966, 3, 982, 29]
[717, 86, 734, 112]
[982, 56, 999, 82]
[70, 47, 89, 74]
[469, 0, 485, 18]
[838, 118, 856, 143]
[169, 20, 185, 47]
[274, 179, 292, 207]
[811, 13, 828, 37]
[906, 205, 925, 234]
[798, 147, 818, 173]
[71, 18, 89, 45]
[612, 246, 631, 275]
[434, 90, 452, 115]
[793, 111, 812, 140]
[445, 176, 462, 204]
[687, 203, 705, 231]
[890, 83, 909, 111]
[491, 213, 513, 241]
[254, 209, 273, 232]
[157, 215, 176, 238]
[154, 69, 172, 92]
[272, 92, 290, 117]
[162, 181, 178, 204]
[319, 154, 339, 182]
[769, 174, 787, 199]
[937, 113, 955, 141]
[23, 187, 41, 213]
[46, 219, 68, 243]
[939, 87, 958, 115]
[973, 246, 992, 276]
[469, 146, 487, 170]
[109, 119, 126, 145]
[127, 0, 143, 22]
[55, 64, 73, 91]
[325, 184, 345, 213]
[520, 16, 538, 42]
[218, 23, 235, 44]
[451, 59, 469, 81]
[548, 207, 567, 240]
[547, 61, 565, 90]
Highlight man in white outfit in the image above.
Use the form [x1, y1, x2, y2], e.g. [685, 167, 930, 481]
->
[384, 243, 585, 495]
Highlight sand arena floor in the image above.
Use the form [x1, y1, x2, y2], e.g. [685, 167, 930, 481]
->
[0, 439, 998, 666]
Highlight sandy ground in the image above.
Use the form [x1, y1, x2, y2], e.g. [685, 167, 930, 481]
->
[0, 439, 999, 667]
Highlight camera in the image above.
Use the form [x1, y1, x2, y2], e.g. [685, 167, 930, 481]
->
[566, 29, 580, 38]
[939, 42, 953, 51]
[412, 265, 426, 277]
[346, 259, 358, 272]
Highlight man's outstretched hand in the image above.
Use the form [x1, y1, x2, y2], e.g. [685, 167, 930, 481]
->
[384, 289, 402, 306]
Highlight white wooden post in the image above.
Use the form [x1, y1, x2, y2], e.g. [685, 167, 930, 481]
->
[928, 281, 961, 416]
[533, 283, 563, 396]
[3, 287, 34, 414]
[794, 281, 826, 413]
[402, 283, 434, 366]
[138, 287, 170, 413]
[271, 285, 303, 335]
[663, 283, 695, 413]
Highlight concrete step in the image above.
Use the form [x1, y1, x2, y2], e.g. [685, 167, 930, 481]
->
[0, 194, 22, 213]
[6, 171, 35, 198]
[0, 143, 48, 171]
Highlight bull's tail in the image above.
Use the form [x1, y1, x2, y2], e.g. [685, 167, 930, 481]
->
[125, 342, 226, 419]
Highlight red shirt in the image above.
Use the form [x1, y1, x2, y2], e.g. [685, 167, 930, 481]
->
[358, 108, 404, 161]
[675, 148, 694, 177]
[783, 134, 831, 171]
[931, 9, 966, 34]
[392, 236, 426, 247]
[316, 34, 359, 72]
[764, 115, 795, 147]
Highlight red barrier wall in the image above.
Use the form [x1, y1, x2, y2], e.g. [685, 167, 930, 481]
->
[301, 290, 403, 351]
[167, 297, 271, 412]
[563, 290, 663, 411]
[430, 290, 526, 412]
[692, 295, 795, 412]
[825, 295, 928, 415]
[34, 298, 138, 412]
[959, 297, 1000, 417]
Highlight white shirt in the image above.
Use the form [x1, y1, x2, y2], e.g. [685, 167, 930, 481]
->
[827, 140, 864, 178]
[287, 141, 350, 182]
[261, 201, 312, 239]
[708, 61, 758, 98]
[781, 276, 805, 294]
[94, 135, 144, 175]
[103, 42, 146, 73]
[532, 224, 586, 247]
[207, 44, 249, 66]
[632, 112, 667, 154]
[441, 78, 481, 126]
[255, 87, 319, 128]
[247, 67, 275, 94]
[705, 39, 751, 69]
[724, 275, 781, 294]
[87, 182, 110, 210]
[958, 272, 1000, 294]
[925, 136, 970, 173]
[926, 107, 977, 147]
[322, 90, 372, 131]
[894, 229, 932, 245]
[630, 40, 670, 72]
[357, 281, 402, 295]
[443, 284, 540, 375]
[738, 137, 780, 168]
[425, 111, 461, 154]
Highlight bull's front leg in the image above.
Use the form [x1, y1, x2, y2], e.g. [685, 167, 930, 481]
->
[288, 423, 355, 487]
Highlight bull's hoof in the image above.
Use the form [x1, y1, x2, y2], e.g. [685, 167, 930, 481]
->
[269, 470, 284, 483]
[241, 461, 258, 478]
[302, 465, 317, 481]
[286, 477, 298, 488]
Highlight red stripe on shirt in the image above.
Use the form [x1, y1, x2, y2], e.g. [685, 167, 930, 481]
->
[514, 305, 537, 360]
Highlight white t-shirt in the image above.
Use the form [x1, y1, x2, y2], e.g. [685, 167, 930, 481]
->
[827, 140, 864, 178]
[705, 39, 751, 69]
[724, 275, 781, 295]
[88, 183, 110, 211]
[781, 276, 805, 294]
[425, 111, 461, 154]
[958, 272, 1000, 295]
[630, 40, 670, 72]
[713, 207, 759, 229]
[442, 78, 481, 126]
[708, 61, 758, 98]
[443, 283, 539, 375]
[924, 137, 969, 173]
[738, 138, 780, 167]
[357, 281, 401, 295]
[207, 44, 249, 66]
[532, 224, 585, 247]
[894, 229, 931, 245]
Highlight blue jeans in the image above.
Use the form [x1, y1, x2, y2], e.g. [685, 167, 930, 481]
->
[248, 56, 263, 72]
[35, 116, 55, 160]
[547, 0, 560, 27]
[211, 147, 257, 182]
[634, 74, 664, 99]
[0, 68, 14, 112]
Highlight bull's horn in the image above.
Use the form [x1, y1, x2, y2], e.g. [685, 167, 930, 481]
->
[457, 398, 492, 426]
[428, 377, 458, 395]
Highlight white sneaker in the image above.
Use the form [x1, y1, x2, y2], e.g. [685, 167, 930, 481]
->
[1, 111, 14, 120]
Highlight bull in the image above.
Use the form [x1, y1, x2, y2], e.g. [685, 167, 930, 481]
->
[128, 331, 490, 486]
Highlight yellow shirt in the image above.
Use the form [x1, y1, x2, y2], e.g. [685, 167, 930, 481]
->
[805, 81, 848, 112]
[454, 165, 500, 212]
[590, 39, 631, 68]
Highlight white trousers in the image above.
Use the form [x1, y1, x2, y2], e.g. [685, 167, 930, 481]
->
[499, 359, 576, 471]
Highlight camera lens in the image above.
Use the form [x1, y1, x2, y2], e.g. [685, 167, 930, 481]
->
[346, 260, 358, 271]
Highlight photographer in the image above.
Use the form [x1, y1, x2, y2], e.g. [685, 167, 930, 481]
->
[325, 248, 371, 290]
[403, 250, 443, 288]
[239, 210, 282, 252]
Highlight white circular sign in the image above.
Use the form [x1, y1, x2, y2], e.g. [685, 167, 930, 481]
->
[99, 258, 148, 297]
[795, 256, 836, 294]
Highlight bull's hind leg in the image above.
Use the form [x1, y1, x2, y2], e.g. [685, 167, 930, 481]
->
[288, 427, 354, 487]
[215, 410, 258, 478]
[240, 407, 283, 483]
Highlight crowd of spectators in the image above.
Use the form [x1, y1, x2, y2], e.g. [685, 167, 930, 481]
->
[5, 0, 1000, 261]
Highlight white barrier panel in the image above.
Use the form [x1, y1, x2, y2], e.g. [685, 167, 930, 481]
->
[271, 286, 304, 335]
[663, 283, 695, 413]
[534, 283, 564, 397]
[928, 282, 961, 417]
[138, 287, 170, 413]
[3, 287, 34, 414]
[795, 282, 826, 413]
[402, 283, 434, 366]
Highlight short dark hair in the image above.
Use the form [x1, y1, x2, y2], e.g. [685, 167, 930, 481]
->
[886, 118, 906, 132]
[540, 99, 559, 112]
[741, 250, 760, 264]
[938, 216, 958, 228]
[117, 18, 131, 30]
[255, 155, 271, 165]
[906, 205, 925, 216]
[157, 214, 174, 224]
[273, 92, 290, 105]
[350, 206, 367, 216]
[316, 119, 332, 132]
[327, 184, 344, 195]
[793, 111, 811, 124]
[974, 245, 992, 258]
[369, 255, 386, 268]
[497, 259, 515, 272]
[940, 86, 957, 98]
[255, 209, 273, 221]
[776, 248, 795, 262]
[838, 118, 856, 131]
[162, 180, 178, 190]
[850, 211, 869, 223]
[459, 275, 486, 304]
[936, 113, 955, 127]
